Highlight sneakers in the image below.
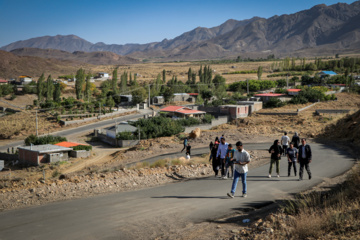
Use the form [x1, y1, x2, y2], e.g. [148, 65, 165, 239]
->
[242, 193, 247, 198]
[222, 176, 228, 179]
[277, 175, 280, 178]
[268, 174, 271, 178]
[227, 192, 234, 198]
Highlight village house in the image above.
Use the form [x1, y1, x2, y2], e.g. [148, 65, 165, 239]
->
[318, 71, 337, 78]
[18, 75, 32, 84]
[254, 93, 289, 103]
[18, 144, 72, 166]
[0, 79, 8, 85]
[54, 142, 91, 158]
[287, 89, 302, 96]
[160, 106, 206, 119]
[106, 123, 138, 139]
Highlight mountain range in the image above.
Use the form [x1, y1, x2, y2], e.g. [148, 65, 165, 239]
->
[1, 1, 360, 61]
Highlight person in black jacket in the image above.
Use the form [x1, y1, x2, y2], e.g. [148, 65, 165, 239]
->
[268, 140, 282, 178]
[298, 138, 312, 181]
[210, 143, 220, 177]
[291, 132, 300, 148]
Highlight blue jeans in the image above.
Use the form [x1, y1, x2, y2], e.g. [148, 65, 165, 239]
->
[230, 170, 247, 194]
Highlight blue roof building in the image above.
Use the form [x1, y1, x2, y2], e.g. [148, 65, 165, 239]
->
[318, 71, 337, 77]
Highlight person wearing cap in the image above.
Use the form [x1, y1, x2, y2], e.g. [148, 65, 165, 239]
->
[227, 141, 251, 198]
[216, 137, 229, 178]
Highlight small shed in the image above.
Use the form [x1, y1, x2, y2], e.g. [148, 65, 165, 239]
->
[19, 75, 32, 84]
[18, 144, 72, 166]
[106, 124, 138, 139]
[173, 93, 190, 102]
[220, 105, 249, 119]
[152, 96, 164, 105]
[97, 72, 109, 78]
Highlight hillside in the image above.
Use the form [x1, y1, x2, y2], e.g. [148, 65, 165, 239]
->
[0, 50, 90, 79]
[1, 2, 360, 60]
[10, 48, 140, 65]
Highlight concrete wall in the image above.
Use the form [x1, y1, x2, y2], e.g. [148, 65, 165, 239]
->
[70, 150, 91, 158]
[315, 109, 350, 115]
[184, 116, 228, 133]
[0, 160, 4, 171]
[60, 108, 138, 126]
[118, 139, 140, 148]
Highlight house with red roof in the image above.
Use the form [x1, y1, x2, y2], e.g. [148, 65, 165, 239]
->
[287, 89, 302, 96]
[160, 106, 206, 118]
[0, 79, 8, 85]
[254, 93, 289, 103]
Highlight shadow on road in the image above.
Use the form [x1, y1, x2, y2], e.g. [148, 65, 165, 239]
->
[152, 196, 228, 199]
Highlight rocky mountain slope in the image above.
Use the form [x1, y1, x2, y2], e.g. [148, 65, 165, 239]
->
[10, 48, 139, 65]
[1, 2, 360, 60]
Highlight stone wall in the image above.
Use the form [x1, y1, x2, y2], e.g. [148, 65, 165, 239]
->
[70, 150, 91, 158]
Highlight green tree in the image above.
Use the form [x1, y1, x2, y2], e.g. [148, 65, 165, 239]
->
[132, 87, 147, 105]
[85, 74, 91, 101]
[187, 68, 192, 82]
[162, 86, 174, 103]
[257, 66, 263, 80]
[112, 68, 118, 94]
[46, 75, 54, 100]
[37, 73, 45, 103]
[75, 68, 85, 99]
[106, 96, 115, 112]
[53, 82, 61, 102]
[162, 69, 166, 83]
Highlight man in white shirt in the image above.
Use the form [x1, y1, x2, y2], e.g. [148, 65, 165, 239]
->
[216, 137, 229, 178]
[281, 132, 290, 156]
[227, 141, 251, 198]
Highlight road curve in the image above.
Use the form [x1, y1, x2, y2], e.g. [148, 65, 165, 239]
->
[0, 142, 355, 240]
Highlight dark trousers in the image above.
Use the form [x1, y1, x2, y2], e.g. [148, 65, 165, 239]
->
[282, 145, 288, 155]
[212, 156, 220, 176]
[288, 161, 297, 176]
[220, 158, 225, 176]
[299, 161, 311, 180]
[181, 144, 186, 152]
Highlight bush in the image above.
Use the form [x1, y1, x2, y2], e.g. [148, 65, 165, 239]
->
[117, 131, 137, 140]
[72, 145, 92, 151]
[290, 95, 309, 104]
[264, 98, 286, 108]
[24, 134, 67, 146]
[202, 114, 214, 124]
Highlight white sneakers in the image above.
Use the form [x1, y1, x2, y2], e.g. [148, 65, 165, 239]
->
[277, 175, 280, 178]
[227, 193, 234, 198]
[268, 174, 271, 178]
[242, 193, 247, 198]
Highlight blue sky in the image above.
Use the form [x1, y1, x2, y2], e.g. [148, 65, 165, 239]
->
[0, 0, 357, 47]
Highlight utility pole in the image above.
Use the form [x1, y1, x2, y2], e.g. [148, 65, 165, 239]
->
[247, 79, 249, 96]
[36, 110, 38, 136]
[148, 84, 151, 108]
[138, 126, 141, 142]
[286, 75, 289, 89]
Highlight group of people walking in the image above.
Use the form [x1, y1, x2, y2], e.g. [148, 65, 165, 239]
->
[268, 132, 312, 181]
[205, 131, 313, 199]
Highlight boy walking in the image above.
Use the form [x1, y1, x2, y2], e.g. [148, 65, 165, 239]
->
[227, 141, 251, 198]
[223, 144, 235, 179]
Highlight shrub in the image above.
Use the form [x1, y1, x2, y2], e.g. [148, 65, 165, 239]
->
[24, 134, 67, 146]
[264, 98, 286, 108]
[117, 131, 137, 140]
[202, 114, 214, 124]
[72, 145, 92, 151]
[150, 159, 169, 168]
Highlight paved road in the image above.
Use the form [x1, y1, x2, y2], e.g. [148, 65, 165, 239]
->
[0, 142, 355, 240]
[0, 110, 152, 152]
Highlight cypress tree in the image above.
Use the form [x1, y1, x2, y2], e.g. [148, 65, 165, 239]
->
[75, 68, 85, 99]
[46, 75, 53, 101]
[37, 73, 45, 103]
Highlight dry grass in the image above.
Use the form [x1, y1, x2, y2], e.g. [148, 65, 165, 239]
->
[280, 164, 360, 239]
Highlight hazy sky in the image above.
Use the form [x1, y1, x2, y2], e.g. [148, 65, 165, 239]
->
[0, 0, 357, 47]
